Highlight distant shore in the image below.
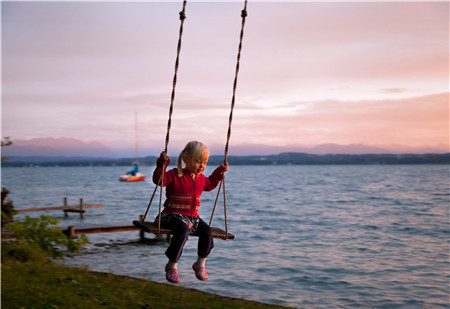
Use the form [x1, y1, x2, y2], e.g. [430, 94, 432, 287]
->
[2, 152, 449, 167]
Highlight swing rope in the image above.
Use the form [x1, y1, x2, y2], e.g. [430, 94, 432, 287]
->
[209, 1, 248, 239]
[140, 0, 247, 239]
[141, 0, 187, 236]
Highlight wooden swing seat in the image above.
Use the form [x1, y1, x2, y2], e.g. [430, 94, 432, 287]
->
[133, 220, 235, 240]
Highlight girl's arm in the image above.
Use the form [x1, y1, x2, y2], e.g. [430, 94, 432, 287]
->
[204, 162, 229, 191]
[153, 152, 171, 186]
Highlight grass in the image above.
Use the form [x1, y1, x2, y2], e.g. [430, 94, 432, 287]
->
[2, 259, 289, 309]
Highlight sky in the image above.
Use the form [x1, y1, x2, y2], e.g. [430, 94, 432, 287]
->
[2, 1, 449, 156]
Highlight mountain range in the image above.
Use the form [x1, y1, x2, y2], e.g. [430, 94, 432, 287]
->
[2, 137, 448, 160]
[2, 137, 116, 158]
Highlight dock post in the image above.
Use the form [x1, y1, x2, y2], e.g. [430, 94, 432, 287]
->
[64, 197, 68, 217]
[79, 198, 84, 219]
[68, 226, 76, 239]
[139, 215, 145, 239]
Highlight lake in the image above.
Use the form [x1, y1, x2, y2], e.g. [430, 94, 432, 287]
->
[2, 164, 449, 308]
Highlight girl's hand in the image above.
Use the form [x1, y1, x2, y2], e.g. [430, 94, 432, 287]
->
[159, 151, 169, 162]
[220, 162, 229, 172]
[157, 151, 170, 166]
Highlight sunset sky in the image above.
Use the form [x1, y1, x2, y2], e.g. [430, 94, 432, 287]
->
[2, 1, 449, 156]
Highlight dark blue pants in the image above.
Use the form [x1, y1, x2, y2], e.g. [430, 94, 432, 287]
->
[164, 217, 214, 263]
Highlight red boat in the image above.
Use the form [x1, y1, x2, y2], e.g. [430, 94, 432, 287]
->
[119, 173, 146, 182]
[119, 164, 146, 182]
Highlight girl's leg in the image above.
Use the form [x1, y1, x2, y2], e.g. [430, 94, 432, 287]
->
[165, 219, 190, 263]
[192, 218, 214, 281]
[163, 219, 190, 284]
[196, 218, 214, 258]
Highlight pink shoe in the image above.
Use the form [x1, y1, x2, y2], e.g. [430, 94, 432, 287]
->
[165, 264, 180, 284]
[192, 262, 208, 281]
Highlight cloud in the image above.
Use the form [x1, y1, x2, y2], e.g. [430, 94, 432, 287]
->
[381, 88, 407, 94]
[231, 93, 449, 147]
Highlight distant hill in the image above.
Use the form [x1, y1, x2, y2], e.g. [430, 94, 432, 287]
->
[217, 153, 450, 165]
[224, 142, 448, 156]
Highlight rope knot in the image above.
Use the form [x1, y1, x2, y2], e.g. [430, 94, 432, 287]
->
[179, 11, 186, 20]
[241, 9, 247, 18]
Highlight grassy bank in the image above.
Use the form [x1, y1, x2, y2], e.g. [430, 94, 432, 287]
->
[2, 260, 289, 309]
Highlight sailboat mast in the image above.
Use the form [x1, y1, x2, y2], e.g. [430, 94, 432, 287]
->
[135, 111, 139, 165]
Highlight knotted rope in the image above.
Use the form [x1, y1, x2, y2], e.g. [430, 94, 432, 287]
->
[142, 1, 187, 236]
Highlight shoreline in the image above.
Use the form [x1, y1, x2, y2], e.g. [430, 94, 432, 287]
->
[3, 152, 449, 167]
[87, 269, 291, 308]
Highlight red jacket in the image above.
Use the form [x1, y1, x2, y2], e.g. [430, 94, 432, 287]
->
[153, 158, 224, 217]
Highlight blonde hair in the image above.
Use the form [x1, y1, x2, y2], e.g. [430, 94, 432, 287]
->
[177, 141, 210, 177]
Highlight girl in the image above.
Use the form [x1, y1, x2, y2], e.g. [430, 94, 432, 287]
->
[153, 141, 228, 283]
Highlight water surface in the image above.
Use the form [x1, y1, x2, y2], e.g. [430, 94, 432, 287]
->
[2, 165, 449, 308]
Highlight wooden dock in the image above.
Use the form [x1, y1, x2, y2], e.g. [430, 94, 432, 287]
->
[63, 223, 141, 238]
[17, 198, 104, 218]
[11, 199, 235, 240]
[62, 215, 148, 239]
[62, 215, 234, 240]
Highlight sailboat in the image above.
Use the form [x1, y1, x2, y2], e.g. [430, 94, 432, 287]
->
[119, 112, 146, 182]
[119, 163, 146, 182]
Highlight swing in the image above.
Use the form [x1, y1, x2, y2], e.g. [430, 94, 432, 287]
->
[133, 0, 248, 240]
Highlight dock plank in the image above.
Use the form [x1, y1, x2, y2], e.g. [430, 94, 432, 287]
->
[62, 223, 140, 236]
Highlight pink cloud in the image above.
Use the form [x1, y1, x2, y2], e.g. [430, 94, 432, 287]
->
[231, 93, 449, 148]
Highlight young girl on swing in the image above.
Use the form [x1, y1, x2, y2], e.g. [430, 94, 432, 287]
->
[153, 141, 229, 284]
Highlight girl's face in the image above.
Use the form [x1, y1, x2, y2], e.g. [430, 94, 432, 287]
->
[184, 156, 208, 176]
